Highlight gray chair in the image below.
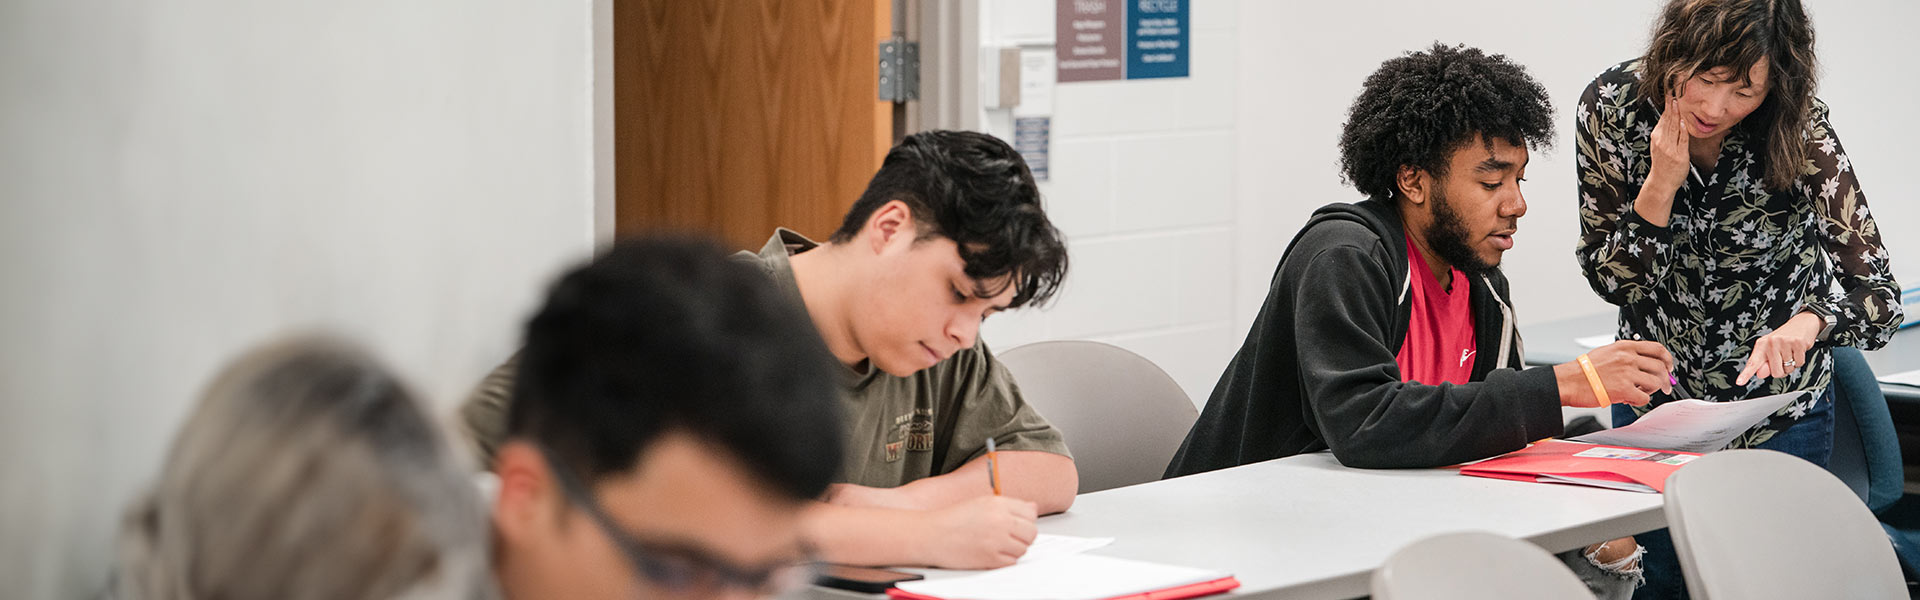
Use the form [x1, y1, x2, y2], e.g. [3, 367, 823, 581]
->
[1370, 531, 1594, 599]
[1829, 346, 1903, 512]
[1830, 347, 1920, 588]
[1664, 449, 1906, 599]
[998, 340, 1196, 494]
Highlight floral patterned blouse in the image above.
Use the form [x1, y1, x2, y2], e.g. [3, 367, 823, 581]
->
[1574, 59, 1903, 447]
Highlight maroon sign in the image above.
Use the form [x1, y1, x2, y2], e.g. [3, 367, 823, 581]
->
[1056, 0, 1124, 82]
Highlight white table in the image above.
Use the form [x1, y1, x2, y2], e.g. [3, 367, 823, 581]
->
[808, 452, 1664, 600]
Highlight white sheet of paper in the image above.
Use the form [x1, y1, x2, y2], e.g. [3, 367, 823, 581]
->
[1880, 368, 1920, 387]
[1537, 474, 1656, 494]
[895, 554, 1227, 600]
[1569, 391, 1803, 453]
[1575, 334, 1616, 349]
[1017, 534, 1114, 564]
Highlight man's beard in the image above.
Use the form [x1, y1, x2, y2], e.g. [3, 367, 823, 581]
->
[1425, 185, 1495, 276]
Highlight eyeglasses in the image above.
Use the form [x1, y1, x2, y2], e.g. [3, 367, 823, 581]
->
[539, 447, 817, 598]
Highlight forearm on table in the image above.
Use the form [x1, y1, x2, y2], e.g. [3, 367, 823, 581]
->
[801, 503, 930, 566]
[896, 451, 1077, 514]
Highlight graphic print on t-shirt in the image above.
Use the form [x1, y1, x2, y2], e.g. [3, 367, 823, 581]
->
[884, 408, 935, 462]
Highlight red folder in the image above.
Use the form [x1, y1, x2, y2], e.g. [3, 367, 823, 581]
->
[886, 576, 1240, 600]
[1459, 440, 1702, 493]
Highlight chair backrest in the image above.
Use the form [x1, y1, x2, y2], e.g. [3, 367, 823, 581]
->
[998, 341, 1196, 494]
[1829, 346, 1904, 513]
[1370, 531, 1594, 600]
[1665, 449, 1905, 599]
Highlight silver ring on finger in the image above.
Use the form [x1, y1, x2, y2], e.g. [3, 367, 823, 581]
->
[1784, 359, 1797, 369]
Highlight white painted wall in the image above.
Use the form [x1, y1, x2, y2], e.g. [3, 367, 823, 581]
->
[0, 1, 606, 597]
[979, 0, 1920, 408]
[980, 0, 1243, 406]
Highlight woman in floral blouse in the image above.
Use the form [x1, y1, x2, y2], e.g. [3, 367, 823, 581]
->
[1575, 0, 1901, 596]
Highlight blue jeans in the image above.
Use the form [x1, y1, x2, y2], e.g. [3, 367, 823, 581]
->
[1613, 389, 1835, 600]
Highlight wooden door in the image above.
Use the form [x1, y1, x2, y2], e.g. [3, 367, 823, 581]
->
[615, 0, 893, 251]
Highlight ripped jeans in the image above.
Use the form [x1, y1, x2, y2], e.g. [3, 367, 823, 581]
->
[1557, 540, 1647, 600]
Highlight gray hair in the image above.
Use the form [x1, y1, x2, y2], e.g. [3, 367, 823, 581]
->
[113, 337, 492, 600]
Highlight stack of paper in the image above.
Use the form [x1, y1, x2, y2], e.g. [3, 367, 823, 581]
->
[1568, 391, 1803, 453]
[889, 554, 1237, 600]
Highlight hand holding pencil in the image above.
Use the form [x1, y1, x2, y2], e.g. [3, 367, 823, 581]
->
[914, 438, 1034, 569]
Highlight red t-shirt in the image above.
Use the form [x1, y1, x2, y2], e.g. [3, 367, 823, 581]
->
[1396, 234, 1478, 385]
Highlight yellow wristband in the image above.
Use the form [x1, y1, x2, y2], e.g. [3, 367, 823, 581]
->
[1576, 354, 1612, 407]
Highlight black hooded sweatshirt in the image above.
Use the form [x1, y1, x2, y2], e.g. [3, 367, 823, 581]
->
[1165, 198, 1564, 476]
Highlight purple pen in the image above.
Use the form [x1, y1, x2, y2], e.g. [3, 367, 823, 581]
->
[1632, 333, 1679, 388]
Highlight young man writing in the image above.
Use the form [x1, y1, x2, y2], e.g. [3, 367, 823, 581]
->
[1163, 44, 1670, 598]
[469, 130, 1076, 570]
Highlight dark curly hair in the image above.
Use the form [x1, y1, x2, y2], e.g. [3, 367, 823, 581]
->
[1640, 0, 1815, 191]
[830, 130, 1068, 309]
[1338, 43, 1555, 200]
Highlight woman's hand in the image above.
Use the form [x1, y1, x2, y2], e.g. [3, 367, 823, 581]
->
[1634, 94, 1692, 228]
[1736, 311, 1824, 385]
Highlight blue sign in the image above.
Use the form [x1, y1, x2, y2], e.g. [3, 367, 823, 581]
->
[1125, 0, 1188, 80]
[1014, 117, 1050, 182]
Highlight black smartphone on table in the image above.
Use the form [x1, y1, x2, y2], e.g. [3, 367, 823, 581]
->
[814, 564, 925, 593]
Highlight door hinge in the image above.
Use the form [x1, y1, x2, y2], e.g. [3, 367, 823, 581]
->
[879, 37, 919, 102]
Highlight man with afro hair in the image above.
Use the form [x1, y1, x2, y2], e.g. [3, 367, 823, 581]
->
[1165, 44, 1674, 596]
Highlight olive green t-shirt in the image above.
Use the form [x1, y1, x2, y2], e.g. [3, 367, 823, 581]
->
[458, 229, 1070, 489]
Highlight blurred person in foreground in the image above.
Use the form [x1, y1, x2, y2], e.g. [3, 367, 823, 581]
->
[485, 236, 846, 599]
[111, 337, 492, 600]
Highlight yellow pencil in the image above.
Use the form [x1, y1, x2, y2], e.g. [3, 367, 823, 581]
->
[986, 437, 1002, 496]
